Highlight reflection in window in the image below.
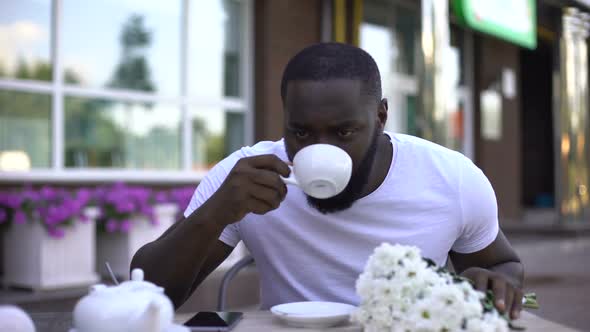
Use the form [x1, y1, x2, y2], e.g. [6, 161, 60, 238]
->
[361, 1, 419, 136]
[0, 0, 51, 81]
[62, 0, 180, 94]
[191, 108, 244, 171]
[361, 1, 418, 76]
[0, 0, 250, 174]
[189, 0, 242, 98]
[0, 90, 51, 168]
[65, 97, 181, 170]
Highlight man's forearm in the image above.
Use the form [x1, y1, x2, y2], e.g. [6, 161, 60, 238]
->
[488, 261, 524, 288]
[130, 204, 225, 307]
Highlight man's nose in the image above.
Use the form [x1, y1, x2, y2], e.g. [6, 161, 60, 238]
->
[314, 135, 343, 148]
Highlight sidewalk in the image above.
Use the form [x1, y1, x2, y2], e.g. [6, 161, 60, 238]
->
[508, 234, 590, 331]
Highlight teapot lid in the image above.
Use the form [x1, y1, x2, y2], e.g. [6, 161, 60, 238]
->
[90, 269, 163, 295]
[118, 268, 163, 293]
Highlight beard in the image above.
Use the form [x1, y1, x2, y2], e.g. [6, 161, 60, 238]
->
[306, 128, 381, 214]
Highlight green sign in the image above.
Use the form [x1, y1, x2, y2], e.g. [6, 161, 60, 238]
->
[453, 0, 536, 49]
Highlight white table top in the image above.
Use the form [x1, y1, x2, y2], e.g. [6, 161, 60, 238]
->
[174, 310, 581, 332]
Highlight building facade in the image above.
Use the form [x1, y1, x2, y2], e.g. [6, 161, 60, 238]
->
[255, 0, 590, 225]
[1, 0, 589, 225]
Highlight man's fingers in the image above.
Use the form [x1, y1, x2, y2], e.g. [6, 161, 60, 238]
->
[474, 272, 488, 292]
[250, 169, 288, 196]
[504, 284, 515, 316]
[492, 278, 507, 313]
[246, 155, 291, 177]
[249, 184, 285, 210]
[511, 289, 524, 320]
[461, 268, 524, 318]
[246, 195, 275, 215]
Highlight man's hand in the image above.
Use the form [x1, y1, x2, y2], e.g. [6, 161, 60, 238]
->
[461, 267, 523, 320]
[205, 154, 291, 226]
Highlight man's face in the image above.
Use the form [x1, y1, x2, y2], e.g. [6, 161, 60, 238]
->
[283, 79, 383, 213]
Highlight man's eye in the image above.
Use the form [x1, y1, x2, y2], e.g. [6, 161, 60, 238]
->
[338, 129, 355, 137]
[294, 130, 309, 139]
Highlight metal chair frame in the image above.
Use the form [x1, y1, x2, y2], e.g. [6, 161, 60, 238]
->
[216, 255, 255, 311]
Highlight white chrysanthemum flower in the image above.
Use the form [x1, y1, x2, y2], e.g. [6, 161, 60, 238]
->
[353, 243, 508, 332]
[406, 285, 469, 331]
[465, 311, 509, 332]
[365, 243, 424, 278]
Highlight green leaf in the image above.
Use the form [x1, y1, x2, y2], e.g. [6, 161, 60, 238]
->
[523, 293, 540, 309]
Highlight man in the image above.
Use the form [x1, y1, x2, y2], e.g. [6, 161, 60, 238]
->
[132, 43, 524, 319]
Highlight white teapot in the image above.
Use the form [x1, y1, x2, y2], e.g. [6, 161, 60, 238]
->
[71, 269, 188, 332]
[0, 305, 36, 332]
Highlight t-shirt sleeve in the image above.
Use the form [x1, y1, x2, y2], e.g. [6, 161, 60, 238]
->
[183, 156, 242, 248]
[451, 157, 499, 253]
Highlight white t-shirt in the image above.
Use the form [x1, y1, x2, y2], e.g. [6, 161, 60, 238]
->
[184, 133, 499, 309]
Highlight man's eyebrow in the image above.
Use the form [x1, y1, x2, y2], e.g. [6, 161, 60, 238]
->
[331, 120, 362, 127]
[287, 119, 363, 128]
[286, 122, 307, 128]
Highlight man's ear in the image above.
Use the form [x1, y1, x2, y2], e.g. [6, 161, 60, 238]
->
[377, 98, 388, 131]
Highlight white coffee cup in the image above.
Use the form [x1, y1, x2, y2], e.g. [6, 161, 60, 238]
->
[282, 144, 352, 199]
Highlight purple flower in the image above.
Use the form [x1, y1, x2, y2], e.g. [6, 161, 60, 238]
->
[150, 218, 160, 226]
[0, 193, 21, 208]
[0, 185, 100, 238]
[139, 204, 153, 217]
[14, 211, 26, 224]
[47, 227, 66, 239]
[154, 191, 168, 203]
[76, 188, 92, 203]
[106, 219, 119, 233]
[115, 201, 135, 214]
[79, 213, 90, 223]
[120, 220, 132, 233]
[21, 188, 40, 202]
[40, 186, 57, 200]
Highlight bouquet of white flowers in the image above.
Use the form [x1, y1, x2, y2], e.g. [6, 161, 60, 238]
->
[352, 243, 537, 332]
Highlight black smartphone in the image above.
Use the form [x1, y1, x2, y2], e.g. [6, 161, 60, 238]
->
[183, 311, 244, 331]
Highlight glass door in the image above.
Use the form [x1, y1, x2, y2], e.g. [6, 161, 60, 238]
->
[360, 0, 419, 135]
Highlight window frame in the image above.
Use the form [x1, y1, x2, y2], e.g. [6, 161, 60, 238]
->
[0, 0, 254, 183]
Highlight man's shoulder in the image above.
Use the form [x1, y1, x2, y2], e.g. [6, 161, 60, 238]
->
[214, 138, 287, 171]
[392, 133, 467, 162]
[233, 138, 287, 159]
[389, 133, 476, 184]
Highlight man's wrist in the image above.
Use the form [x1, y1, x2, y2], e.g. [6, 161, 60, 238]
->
[191, 198, 235, 231]
[487, 261, 524, 288]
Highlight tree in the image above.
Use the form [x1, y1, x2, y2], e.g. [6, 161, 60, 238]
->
[14, 59, 31, 80]
[108, 15, 155, 93]
[31, 62, 52, 81]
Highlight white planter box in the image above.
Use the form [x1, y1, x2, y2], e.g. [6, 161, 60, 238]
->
[96, 203, 177, 280]
[2, 207, 100, 290]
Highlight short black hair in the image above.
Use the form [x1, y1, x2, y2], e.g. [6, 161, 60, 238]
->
[280, 42, 382, 104]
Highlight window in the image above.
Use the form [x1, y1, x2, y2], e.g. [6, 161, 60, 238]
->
[0, 90, 51, 169]
[0, 0, 52, 81]
[361, 0, 419, 135]
[0, 0, 252, 180]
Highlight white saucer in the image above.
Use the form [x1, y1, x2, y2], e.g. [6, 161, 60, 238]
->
[270, 301, 356, 328]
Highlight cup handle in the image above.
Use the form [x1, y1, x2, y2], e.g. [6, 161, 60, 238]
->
[281, 166, 298, 186]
